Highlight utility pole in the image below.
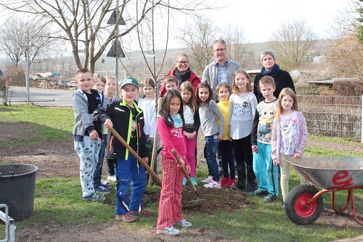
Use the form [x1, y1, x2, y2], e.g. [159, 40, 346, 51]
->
[25, 30, 30, 105]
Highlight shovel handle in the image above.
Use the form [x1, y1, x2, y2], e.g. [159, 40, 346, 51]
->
[109, 127, 162, 186]
[171, 149, 198, 193]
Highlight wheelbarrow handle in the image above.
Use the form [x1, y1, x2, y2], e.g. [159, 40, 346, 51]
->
[171, 149, 198, 194]
[109, 127, 162, 186]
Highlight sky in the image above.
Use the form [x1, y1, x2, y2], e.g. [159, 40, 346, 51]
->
[0, 0, 355, 56]
[168, 0, 353, 48]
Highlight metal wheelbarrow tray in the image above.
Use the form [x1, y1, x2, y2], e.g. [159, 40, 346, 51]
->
[284, 157, 363, 225]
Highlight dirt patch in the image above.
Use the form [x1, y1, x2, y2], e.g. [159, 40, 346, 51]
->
[307, 140, 363, 154]
[182, 187, 251, 213]
[16, 222, 237, 242]
[0, 122, 36, 143]
[0, 140, 79, 178]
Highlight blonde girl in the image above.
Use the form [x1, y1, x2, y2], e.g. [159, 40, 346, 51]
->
[229, 69, 257, 192]
[216, 83, 236, 188]
[271, 87, 308, 208]
[179, 82, 200, 185]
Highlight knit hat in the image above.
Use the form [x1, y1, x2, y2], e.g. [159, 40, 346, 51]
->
[119, 77, 139, 89]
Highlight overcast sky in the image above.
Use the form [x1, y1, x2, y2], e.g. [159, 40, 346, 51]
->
[168, 0, 353, 48]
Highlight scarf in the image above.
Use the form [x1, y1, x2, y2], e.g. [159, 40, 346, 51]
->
[174, 68, 191, 83]
[169, 113, 183, 128]
[261, 64, 280, 76]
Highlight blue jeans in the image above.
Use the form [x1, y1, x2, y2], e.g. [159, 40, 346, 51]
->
[94, 135, 107, 187]
[204, 135, 219, 182]
[116, 155, 147, 215]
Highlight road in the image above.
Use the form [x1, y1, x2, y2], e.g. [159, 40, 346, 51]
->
[8, 86, 74, 107]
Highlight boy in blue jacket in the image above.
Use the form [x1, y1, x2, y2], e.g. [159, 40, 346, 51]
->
[102, 77, 150, 223]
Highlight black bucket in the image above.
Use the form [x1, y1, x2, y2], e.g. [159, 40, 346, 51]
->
[0, 164, 38, 221]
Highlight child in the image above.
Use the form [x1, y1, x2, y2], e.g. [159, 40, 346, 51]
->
[138, 78, 157, 174]
[180, 81, 200, 186]
[229, 69, 257, 192]
[72, 68, 106, 202]
[159, 76, 178, 98]
[103, 77, 150, 223]
[93, 74, 106, 92]
[92, 75, 110, 193]
[216, 83, 236, 188]
[103, 77, 118, 183]
[251, 76, 279, 202]
[271, 88, 308, 208]
[197, 83, 224, 189]
[156, 89, 192, 236]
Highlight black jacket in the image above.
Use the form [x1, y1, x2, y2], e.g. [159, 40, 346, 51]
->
[254, 69, 295, 103]
[101, 99, 147, 160]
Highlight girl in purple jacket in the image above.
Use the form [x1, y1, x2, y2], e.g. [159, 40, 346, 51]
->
[271, 88, 308, 208]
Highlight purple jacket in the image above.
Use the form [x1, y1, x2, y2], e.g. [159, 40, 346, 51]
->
[271, 111, 308, 161]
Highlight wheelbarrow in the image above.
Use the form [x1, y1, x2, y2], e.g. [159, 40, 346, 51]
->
[284, 156, 363, 225]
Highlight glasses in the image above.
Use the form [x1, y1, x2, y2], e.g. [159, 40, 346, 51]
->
[213, 48, 226, 52]
[177, 61, 189, 64]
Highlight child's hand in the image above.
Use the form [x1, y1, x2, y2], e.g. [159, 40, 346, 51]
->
[273, 159, 279, 166]
[142, 157, 149, 164]
[218, 134, 223, 141]
[89, 130, 99, 140]
[104, 119, 113, 129]
[294, 153, 301, 159]
[185, 165, 191, 175]
[251, 145, 258, 153]
[189, 131, 196, 139]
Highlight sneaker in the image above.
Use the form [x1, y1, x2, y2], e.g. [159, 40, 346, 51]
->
[254, 189, 269, 196]
[138, 210, 152, 217]
[182, 178, 187, 186]
[175, 219, 192, 228]
[220, 177, 231, 188]
[95, 184, 110, 193]
[83, 192, 105, 202]
[107, 175, 117, 182]
[229, 178, 237, 186]
[156, 226, 181, 236]
[115, 212, 138, 223]
[264, 194, 278, 203]
[190, 177, 198, 186]
[201, 176, 213, 184]
[203, 180, 221, 189]
[281, 202, 285, 209]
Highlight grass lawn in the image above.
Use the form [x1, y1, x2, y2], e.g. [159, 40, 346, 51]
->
[1, 105, 363, 241]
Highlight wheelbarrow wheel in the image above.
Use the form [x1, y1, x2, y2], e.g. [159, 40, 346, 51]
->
[285, 185, 323, 225]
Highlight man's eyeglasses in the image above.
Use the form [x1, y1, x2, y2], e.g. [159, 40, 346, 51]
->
[177, 61, 189, 64]
[213, 48, 226, 52]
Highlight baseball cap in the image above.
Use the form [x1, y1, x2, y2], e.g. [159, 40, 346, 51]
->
[119, 77, 139, 89]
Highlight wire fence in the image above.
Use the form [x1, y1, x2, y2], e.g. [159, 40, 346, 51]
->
[298, 95, 363, 142]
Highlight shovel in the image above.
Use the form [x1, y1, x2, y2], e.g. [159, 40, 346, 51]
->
[171, 149, 203, 207]
[109, 127, 162, 186]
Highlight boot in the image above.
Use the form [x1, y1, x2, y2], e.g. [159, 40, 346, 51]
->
[236, 162, 246, 190]
[246, 165, 257, 192]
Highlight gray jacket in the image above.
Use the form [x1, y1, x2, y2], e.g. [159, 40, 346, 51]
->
[201, 59, 241, 97]
[72, 89, 106, 140]
[198, 100, 224, 137]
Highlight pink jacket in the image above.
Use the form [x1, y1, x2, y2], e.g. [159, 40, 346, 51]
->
[271, 111, 308, 161]
[157, 116, 188, 165]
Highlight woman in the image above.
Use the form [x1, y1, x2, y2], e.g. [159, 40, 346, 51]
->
[253, 50, 295, 103]
[160, 53, 201, 97]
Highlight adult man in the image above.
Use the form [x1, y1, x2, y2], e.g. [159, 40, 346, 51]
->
[201, 39, 241, 98]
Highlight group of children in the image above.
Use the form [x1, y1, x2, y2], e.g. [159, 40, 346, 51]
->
[72, 67, 308, 236]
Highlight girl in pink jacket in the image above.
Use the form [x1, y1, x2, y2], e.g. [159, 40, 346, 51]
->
[156, 89, 192, 236]
[271, 88, 308, 208]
